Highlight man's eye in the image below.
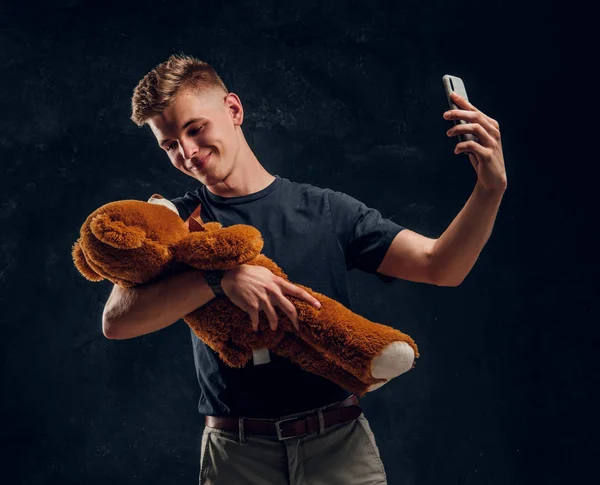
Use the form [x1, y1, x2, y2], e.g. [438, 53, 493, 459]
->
[165, 126, 204, 152]
[189, 125, 204, 136]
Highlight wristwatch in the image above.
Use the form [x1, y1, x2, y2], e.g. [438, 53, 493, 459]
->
[204, 269, 226, 297]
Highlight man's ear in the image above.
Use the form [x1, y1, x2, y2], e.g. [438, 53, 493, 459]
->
[72, 239, 104, 282]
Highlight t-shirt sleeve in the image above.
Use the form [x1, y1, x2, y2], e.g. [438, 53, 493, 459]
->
[327, 189, 405, 283]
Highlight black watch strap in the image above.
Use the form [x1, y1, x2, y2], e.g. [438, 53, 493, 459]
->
[204, 269, 226, 297]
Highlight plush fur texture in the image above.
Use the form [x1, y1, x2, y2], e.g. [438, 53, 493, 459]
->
[72, 197, 420, 396]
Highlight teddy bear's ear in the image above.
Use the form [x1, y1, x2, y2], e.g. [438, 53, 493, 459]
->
[90, 213, 146, 249]
[72, 239, 104, 282]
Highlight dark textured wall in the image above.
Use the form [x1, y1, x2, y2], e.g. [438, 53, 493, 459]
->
[2, 1, 588, 484]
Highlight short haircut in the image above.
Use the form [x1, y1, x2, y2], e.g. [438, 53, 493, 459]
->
[130, 53, 229, 127]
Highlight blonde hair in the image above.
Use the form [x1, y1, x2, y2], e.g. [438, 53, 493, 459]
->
[130, 53, 229, 127]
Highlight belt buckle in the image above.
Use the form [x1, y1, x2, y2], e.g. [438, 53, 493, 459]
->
[274, 415, 309, 441]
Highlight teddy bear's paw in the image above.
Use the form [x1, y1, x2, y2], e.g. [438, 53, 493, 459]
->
[366, 380, 390, 392]
[371, 341, 415, 379]
[175, 225, 264, 269]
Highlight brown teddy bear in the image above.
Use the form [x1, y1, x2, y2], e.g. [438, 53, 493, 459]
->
[72, 196, 420, 396]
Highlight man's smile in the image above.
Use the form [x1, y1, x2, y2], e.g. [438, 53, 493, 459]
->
[190, 151, 212, 170]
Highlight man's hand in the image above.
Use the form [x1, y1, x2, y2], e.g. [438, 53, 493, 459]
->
[444, 92, 507, 193]
[221, 264, 321, 332]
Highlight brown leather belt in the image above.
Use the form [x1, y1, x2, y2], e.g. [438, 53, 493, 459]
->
[205, 394, 361, 441]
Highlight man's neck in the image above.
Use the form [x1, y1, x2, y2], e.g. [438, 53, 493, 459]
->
[207, 172, 276, 198]
[205, 151, 275, 198]
[205, 129, 277, 198]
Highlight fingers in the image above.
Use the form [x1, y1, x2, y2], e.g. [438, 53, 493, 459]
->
[453, 140, 494, 159]
[445, 109, 499, 139]
[248, 305, 260, 332]
[280, 280, 321, 308]
[276, 295, 300, 331]
[260, 298, 279, 331]
[447, 123, 496, 148]
[445, 94, 500, 139]
[450, 91, 478, 111]
[277, 280, 322, 332]
[460, 95, 499, 129]
[257, 279, 321, 333]
[233, 268, 322, 334]
[248, 301, 278, 332]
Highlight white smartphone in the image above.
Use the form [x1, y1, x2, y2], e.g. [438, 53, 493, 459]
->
[442, 74, 478, 153]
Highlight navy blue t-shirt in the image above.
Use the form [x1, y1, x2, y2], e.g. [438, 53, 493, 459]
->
[151, 174, 405, 418]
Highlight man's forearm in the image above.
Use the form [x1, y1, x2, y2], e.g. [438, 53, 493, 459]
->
[430, 182, 506, 286]
[102, 269, 216, 339]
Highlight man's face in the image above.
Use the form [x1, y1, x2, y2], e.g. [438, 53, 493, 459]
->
[147, 88, 242, 185]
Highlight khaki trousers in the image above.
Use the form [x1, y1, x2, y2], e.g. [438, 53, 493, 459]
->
[199, 412, 387, 484]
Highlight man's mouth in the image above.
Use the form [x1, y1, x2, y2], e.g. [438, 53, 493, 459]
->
[190, 152, 211, 171]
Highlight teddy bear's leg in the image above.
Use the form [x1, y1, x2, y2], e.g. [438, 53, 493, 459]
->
[290, 286, 419, 383]
[274, 333, 386, 397]
[304, 327, 416, 384]
[370, 341, 416, 380]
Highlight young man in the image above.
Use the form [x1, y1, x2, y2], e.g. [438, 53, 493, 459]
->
[102, 53, 506, 484]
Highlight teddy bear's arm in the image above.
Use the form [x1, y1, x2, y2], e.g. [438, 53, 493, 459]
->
[173, 225, 264, 270]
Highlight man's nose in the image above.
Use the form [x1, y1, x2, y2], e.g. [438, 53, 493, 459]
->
[179, 139, 198, 160]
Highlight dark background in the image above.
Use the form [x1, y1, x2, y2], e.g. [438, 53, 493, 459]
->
[2, 1, 593, 484]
